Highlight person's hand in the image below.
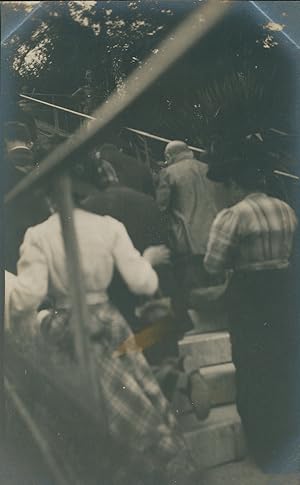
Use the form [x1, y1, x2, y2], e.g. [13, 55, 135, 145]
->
[143, 245, 171, 267]
[37, 309, 51, 325]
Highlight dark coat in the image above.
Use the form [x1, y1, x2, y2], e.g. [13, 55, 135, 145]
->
[82, 185, 170, 328]
[4, 165, 50, 273]
[99, 145, 155, 197]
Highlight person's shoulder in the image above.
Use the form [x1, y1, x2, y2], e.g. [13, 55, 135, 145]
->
[229, 194, 272, 225]
[194, 158, 208, 172]
[93, 212, 124, 230]
[241, 193, 285, 215]
[172, 157, 205, 171]
[76, 207, 106, 222]
[39, 212, 61, 230]
[214, 206, 235, 220]
[164, 162, 182, 175]
[212, 205, 241, 230]
[23, 213, 59, 241]
[270, 195, 295, 212]
[270, 196, 298, 223]
[99, 214, 132, 241]
[76, 208, 125, 233]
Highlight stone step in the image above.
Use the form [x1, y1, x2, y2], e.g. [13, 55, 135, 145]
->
[200, 362, 236, 406]
[170, 363, 236, 417]
[188, 309, 228, 333]
[170, 364, 236, 416]
[183, 404, 246, 470]
[179, 332, 232, 372]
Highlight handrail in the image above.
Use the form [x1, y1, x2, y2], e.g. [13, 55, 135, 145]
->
[18, 94, 300, 181]
[19, 94, 94, 121]
[273, 170, 300, 181]
[5, 0, 231, 205]
[19, 94, 207, 152]
[125, 127, 206, 153]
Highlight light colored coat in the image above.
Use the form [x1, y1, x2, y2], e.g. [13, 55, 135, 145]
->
[157, 158, 227, 255]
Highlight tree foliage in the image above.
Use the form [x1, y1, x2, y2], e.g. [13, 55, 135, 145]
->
[2, 1, 200, 92]
[2, 1, 297, 168]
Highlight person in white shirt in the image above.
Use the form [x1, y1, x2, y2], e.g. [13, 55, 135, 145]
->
[9, 189, 198, 484]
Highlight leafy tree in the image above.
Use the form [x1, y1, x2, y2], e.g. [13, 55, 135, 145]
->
[2, 1, 297, 171]
[2, 1, 199, 93]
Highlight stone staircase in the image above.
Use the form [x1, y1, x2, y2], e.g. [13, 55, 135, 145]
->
[177, 304, 247, 470]
[35, 116, 246, 471]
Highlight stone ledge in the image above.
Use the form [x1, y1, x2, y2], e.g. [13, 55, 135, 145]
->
[188, 309, 228, 333]
[183, 404, 247, 469]
[179, 332, 232, 372]
[200, 362, 236, 406]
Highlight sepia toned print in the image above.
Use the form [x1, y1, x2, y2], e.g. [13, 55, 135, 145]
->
[1, 1, 300, 484]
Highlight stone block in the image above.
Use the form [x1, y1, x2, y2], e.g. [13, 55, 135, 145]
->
[189, 285, 229, 327]
[188, 309, 228, 333]
[183, 404, 247, 469]
[200, 363, 236, 406]
[179, 332, 232, 372]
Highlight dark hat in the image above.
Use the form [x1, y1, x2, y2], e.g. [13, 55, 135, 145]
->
[207, 159, 239, 182]
[206, 133, 273, 183]
[205, 138, 240, 182]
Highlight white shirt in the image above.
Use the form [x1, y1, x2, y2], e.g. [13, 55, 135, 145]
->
[10, 209, 158, 318]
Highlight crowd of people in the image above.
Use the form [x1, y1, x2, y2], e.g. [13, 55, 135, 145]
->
[3, 100, 300, 482]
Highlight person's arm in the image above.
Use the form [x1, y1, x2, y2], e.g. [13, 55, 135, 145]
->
[156, 169, 171, 212]
[143, 245, 170, 267]
[204, 208, 239, 275]
[10, 228, 49, 326]
[111, 220, 158, 295]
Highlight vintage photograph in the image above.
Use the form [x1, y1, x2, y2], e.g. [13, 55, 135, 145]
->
[1, 1, 300, 484]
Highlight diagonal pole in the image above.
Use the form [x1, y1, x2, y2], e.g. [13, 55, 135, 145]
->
[54, 172, 109, 435]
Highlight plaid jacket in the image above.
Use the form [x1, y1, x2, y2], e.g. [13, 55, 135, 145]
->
[204, 192, 298, 274]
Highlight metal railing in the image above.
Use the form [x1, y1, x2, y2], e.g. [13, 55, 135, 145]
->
[19, 92, 300, 182]
[19, 93, 207, 152]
